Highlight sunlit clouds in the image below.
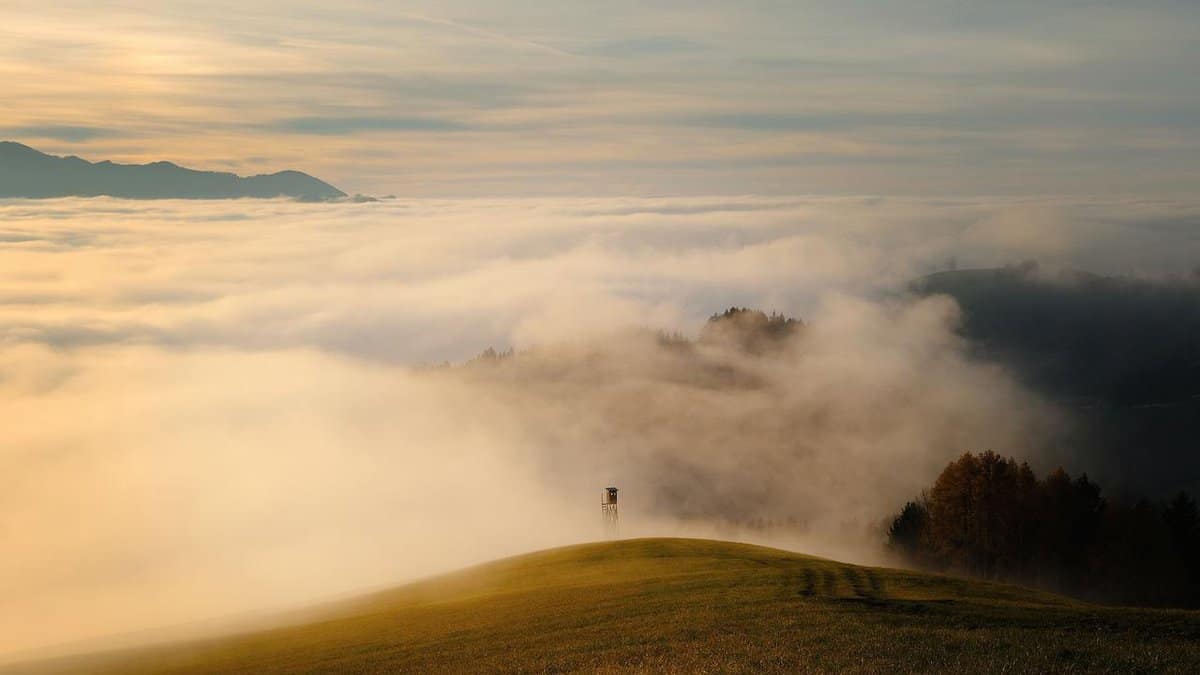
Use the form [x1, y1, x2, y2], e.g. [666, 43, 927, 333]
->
[2, 0, 1198, 664]
[0, 196, 1198, 655]
[0, 196, 1196, 362]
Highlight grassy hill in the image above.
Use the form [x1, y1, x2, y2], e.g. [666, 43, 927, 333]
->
[10, 538, 1200, 674]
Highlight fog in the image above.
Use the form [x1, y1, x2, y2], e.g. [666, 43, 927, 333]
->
[1, 195, 1198, 657]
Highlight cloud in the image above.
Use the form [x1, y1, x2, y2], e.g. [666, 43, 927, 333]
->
[0, 194, 1198, 657]
[262, 116, 469, 135]
[0, 297, 1062, 661]
[0, 2, 1197, 194]
[0, 195, 1196, 361]
[585, 36, 707, 58]
[0, 125, 122, 142]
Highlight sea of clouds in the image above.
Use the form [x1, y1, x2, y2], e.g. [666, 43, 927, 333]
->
[1, 195, 1198, 656]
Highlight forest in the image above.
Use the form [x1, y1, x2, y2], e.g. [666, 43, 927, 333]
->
[888, 451, 1200, 607]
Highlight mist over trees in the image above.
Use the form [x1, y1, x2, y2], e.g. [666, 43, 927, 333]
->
[698, 308, 802, 354]
[455, 276, 1200, 597]
[449, 297, 1061, 553]
[911, 265, 1200, 496]
[888, 451, 1200, 607]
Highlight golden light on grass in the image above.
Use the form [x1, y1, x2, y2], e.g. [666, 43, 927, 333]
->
[10, 539, 1198, 674]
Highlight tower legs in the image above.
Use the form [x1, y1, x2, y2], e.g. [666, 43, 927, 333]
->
[602, 504, 619, 539]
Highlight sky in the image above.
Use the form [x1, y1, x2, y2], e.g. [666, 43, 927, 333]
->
[1, 1, 1198, 196]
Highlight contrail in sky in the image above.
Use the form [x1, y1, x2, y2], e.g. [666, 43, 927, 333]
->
[394, 11, 576, 58]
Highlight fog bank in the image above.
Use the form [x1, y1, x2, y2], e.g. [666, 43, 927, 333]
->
[1, 195, 1197, 656]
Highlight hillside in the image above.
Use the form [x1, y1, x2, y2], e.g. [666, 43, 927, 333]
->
[0, 142, 345, 201]
[911, 266, 1200, 496]
[9, 539, 1199, 674]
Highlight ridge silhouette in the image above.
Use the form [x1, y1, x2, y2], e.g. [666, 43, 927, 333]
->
[0, 141, 345, 201]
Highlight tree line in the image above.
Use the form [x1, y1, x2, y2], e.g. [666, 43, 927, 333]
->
[888, 451, 1200, 607]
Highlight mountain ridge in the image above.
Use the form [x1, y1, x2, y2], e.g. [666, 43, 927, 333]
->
[0, 141, 345, 201]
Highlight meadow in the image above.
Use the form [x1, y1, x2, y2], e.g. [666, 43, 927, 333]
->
[12, 538, 1199, 674]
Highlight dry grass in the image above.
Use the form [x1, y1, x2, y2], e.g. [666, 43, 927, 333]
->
[11, 538, 1200, 674]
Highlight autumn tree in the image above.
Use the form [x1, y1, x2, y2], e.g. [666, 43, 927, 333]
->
[887, 451, 1200, 607]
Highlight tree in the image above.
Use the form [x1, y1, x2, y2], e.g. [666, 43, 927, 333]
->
[927, 452, 980, 571]
[887, 498, 931, 565]
[887, 451, 1200, 607]
[970, 451, 1022, 576]
[699, 307, 801, 354]
[1165, 492, 1200, 587]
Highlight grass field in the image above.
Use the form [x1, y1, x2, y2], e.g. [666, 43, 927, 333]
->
[10, 538, 1200, 674]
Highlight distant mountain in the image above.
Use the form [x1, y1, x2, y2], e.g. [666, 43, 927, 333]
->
[0, 141, 346, 201]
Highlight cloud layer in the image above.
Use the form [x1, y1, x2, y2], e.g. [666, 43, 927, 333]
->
[1, 195, 1197, 363]
[1, 195, 1198, 657]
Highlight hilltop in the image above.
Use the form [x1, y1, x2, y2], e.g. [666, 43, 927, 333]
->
[9, 538, 1199, 674]
[0, 142, 345, 201]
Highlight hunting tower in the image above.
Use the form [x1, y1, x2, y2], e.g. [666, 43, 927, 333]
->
[602, 487, 619, 538]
